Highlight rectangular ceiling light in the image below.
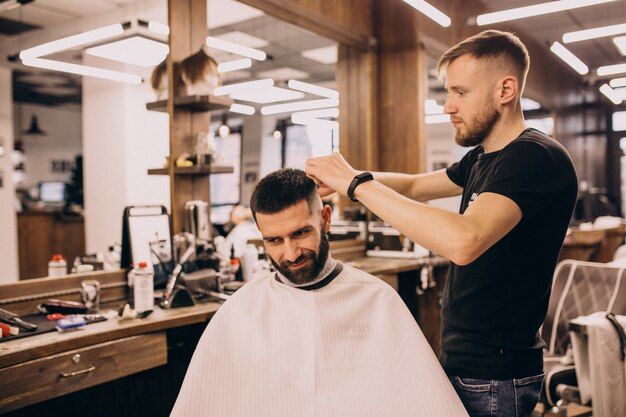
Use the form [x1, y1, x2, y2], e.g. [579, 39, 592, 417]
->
[288, 80, 339, 99]
[214, 31, 269, 49]
[261, 98, 339, 115]
[230, 103, 255, 115]
[599, 83, 623, 104]
[230, 87, 305, 104]
[402, 0, 451, 27]
[610, 77, 626, 88]
[20, 23, 124, 59]
[613, 36, 626, 56]
[217, 58, 252, 73]
[301, 45, 337, 64]
[85, 36, 168, 67]
[477, 0, 617, 26]
[148, 21, 169, 36]
[598, 62, 626, 76]
[214, 79, 274, 96]
[206, 36, 266, 61]
[21, 57, 141, 84]
[291, 107, 339, 124]
[550, 42, 589, 75]
[563, 22, 626, 43]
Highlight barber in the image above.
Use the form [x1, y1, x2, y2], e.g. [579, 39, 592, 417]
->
[306, 30, 578, 417]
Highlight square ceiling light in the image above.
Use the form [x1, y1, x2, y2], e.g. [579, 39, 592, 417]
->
[613, 36, 626, 56]
[213, 31, 269, 48]
[301, 45, 337, 64]
[257, 67, 309, 80]
[230, 86, 304, 103]
[85, 35, 169, 67]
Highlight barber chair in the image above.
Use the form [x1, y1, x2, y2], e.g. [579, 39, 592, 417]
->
[540, 260, 626, 413]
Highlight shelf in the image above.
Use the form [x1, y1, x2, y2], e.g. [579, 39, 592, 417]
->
[146, 95, 233, 112]
[147, 165, 234, 176]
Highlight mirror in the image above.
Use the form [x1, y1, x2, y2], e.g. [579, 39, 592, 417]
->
[0, 0, 338, 281]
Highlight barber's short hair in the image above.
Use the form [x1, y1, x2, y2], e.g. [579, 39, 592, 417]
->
[250, 168, 320, 221]
[437, 30, 530, 91]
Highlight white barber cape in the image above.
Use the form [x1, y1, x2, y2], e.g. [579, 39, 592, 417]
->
[170, 261, 468, 417]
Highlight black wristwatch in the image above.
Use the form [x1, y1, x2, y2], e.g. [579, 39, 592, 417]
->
[347, 172, 374, 202]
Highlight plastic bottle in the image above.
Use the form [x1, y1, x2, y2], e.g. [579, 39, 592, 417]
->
[229, 245, 243, 281]
[104, 245, 121, 271]
[243, 244, 258, 281]
[48, 254, 67, 277]
[129, 262, 154, 313]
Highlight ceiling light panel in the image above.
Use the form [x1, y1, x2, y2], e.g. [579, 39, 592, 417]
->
[402, 0, 451, 27]
[476, 0, 617, 26]
[424, 99, 444, 115]
[20, 23, 124, 59]
[613, 36, 626, 56]
[230, 86, 305, 104]
[599, 83, 623, 104]
[563, 22, 626, 43]
[301, 45, 338, 64]
[22, 57, 141, 84]
[288, 80, 338, 99]
[206, 36, 266, 61]
[213, 31, 269, 48]
[257, 67, 310, 80]
[217, 58, 252, 73]
[230, 103, 256, 115]
[550, 42, 589, 75]
[261, 98, 339, 115]
[85, 36, 168, 67]
[214, 79, 274, 96]
[207, 0, 264, 29]
[610, 77, 626, 88]
[598, 62, 626, 76]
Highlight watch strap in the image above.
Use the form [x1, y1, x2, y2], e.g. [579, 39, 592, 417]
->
[347, 172, 374, 202]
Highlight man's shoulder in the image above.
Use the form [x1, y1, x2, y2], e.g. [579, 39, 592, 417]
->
[338, 263, 398, 293]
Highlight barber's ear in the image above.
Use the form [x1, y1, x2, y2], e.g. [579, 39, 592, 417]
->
[499, 76, 517, 104]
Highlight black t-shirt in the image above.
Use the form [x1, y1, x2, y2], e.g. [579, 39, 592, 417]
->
[442, 128, 578, 380]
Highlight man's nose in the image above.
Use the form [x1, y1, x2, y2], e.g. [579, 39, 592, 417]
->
[283, 240, 302, 262]
[443, 96, 455, 114]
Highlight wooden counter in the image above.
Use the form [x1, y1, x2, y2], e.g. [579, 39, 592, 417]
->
[1, 256, 440, 414]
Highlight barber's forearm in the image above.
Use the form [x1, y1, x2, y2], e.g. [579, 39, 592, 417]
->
[353, 180, 479, 265]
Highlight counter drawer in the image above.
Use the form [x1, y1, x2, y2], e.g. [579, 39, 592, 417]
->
[0, 332, 167, 414]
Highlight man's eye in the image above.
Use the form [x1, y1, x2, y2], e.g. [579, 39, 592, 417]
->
[267, 238, 281, 245]
[294, 229, 310, 237]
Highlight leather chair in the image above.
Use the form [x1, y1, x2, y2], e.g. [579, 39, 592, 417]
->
[540, 260, 626, 409]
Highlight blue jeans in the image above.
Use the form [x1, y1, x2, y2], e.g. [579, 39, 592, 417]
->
[448, 373, 545, 417]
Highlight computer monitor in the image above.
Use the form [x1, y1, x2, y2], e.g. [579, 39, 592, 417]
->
[39, 181, 66, 204]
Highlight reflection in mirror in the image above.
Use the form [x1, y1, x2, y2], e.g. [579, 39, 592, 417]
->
[0, 0, 338, 282]
[206, 2, 338, 226]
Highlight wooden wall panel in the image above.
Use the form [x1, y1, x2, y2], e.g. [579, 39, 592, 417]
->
[375, 0, 428, 174]
[239, 0, 374, 49]
[167, 0, 211, 233]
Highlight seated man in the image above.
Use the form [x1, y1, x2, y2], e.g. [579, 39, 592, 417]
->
[170, 168, 468, 417]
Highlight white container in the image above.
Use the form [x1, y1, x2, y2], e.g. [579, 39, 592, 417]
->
[48, 254, 67, 277]
[131, 262, 154, 313]
[243, 244, 258, 282]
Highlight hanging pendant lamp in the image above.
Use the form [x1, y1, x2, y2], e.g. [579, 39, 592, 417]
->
[23, 114, 46, 135]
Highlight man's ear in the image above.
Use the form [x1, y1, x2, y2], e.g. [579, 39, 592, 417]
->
[499, 75, 518, 105]
[321, 204, 332, 233]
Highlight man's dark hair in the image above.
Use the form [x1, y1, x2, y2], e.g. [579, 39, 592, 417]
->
[437, 29, 530, 91]
[250, 168, 320, 221]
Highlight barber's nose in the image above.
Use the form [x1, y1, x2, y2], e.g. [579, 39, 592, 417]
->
[284, 241, 301, 262]
[443, 96, 455, 114]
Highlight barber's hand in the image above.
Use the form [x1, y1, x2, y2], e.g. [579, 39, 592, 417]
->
[306, 152, 358, 198]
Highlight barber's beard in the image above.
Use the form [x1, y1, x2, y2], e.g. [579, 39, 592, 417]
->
[455, 101, 500, 147]
[271, 231, 330, 285]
